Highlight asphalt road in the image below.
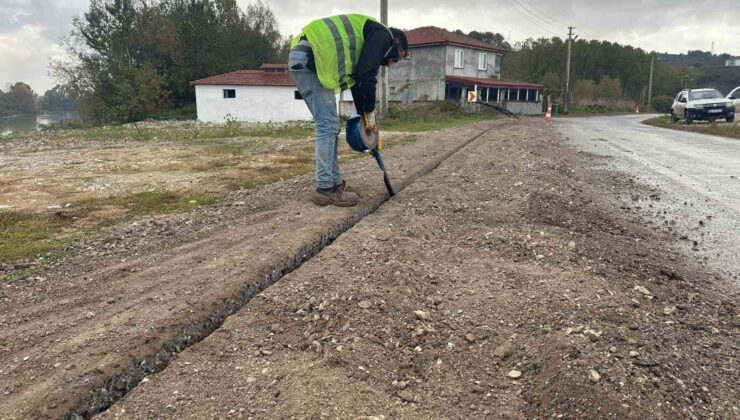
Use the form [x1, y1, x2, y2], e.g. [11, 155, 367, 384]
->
[558, 114, 740, 282]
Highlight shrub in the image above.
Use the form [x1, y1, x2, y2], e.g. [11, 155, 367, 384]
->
[651, 95, 673, 114]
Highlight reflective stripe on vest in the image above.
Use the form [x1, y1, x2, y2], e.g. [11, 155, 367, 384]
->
[321, 17, 347, 88]
[297, 14, 392, 92]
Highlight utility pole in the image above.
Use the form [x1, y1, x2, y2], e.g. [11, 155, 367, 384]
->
[564, 26, 576, 114]
[379, 0, 389, 117]
[647, 54, 654, 107]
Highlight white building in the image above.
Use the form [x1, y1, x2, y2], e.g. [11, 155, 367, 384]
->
[725, 58, 740, 67]
[190, 64, 312, 123]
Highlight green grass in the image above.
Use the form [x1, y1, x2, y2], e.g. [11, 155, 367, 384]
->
[228, 181, 259, 191]
[148, 105, 197, 121]
[0, 212, 68, 263]
[5, 107, 484, 144]
[383, 113, 490, 131]
[0, 108, 483, 265]
[113, 190, 221, 215]
[381, 102, 493, 132]
[0, 190, 221, 265]
[643, 116, 740, 140]
[4, 120, 314, 144]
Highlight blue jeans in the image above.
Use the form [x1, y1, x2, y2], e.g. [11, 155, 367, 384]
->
[288, 48, 341, 190]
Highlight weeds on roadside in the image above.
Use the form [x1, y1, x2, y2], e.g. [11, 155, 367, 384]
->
[643, 116, 740, 140]
[108, 190, 220, 215]
[0, 190, 221, 264]
[0, 211, 68, 263]
[381, 101, 491, 132]
[567, 97, 636, 114]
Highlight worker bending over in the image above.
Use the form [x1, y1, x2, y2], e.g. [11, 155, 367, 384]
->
[289, 14, 408, 207]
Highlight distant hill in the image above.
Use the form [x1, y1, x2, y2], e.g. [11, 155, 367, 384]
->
[694, 67, 740, 96]
[657, 50, 735, 69]
[654, 50, 739, 95]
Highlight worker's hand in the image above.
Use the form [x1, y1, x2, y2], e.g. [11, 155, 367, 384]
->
[363, 112, 376, 132]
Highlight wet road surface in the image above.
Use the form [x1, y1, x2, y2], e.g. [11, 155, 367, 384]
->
[558, 114, 740, 282]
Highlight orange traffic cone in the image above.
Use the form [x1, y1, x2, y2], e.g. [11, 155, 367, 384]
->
[635, 105, 640, 114]
[544, 102, 553, 122]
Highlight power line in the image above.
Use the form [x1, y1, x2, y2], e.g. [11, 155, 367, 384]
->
[507, 1, 564, 36]
[510, 0, 566, 34]
[518, 0, 569, 28]
[517, 0, 598, 40]
[500, 0, 562, 37]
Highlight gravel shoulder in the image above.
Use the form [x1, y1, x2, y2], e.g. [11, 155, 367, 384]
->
[0, 121, 498, 419]
[98, 119, 738, 419]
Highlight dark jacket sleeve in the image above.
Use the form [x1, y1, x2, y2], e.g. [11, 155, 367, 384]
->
[351, 21, 394, 114]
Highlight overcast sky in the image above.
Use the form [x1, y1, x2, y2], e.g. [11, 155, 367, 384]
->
[1, 0, 738, 93]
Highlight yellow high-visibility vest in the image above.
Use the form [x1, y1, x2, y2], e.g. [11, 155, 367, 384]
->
[291, 14, 393, 92]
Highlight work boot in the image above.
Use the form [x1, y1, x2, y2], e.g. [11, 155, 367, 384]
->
[312, 187, 359, 207]
[334, 180, 362, 197]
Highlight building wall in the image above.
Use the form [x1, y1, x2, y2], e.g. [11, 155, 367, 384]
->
[505, 101, 542, 115]
[388, 45, 447, 102]
[195, 84, 312, 123]
[445, 45, 502, 79]
[386, 44, 503, 104]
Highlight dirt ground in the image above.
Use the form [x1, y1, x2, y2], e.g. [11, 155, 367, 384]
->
[1, 118, 737, 419]
[0, 121, 417, 214]
[0, 121, 497, 419]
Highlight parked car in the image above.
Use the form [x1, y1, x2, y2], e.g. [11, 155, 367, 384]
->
[671, 88, 735, 124]
[727, 86, 740, 110]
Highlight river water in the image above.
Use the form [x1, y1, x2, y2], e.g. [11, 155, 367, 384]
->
[0, 112, 79, 135]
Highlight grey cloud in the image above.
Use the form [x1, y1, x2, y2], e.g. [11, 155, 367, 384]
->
[0, 0, 88, 38]
[263, 0, 738, 54]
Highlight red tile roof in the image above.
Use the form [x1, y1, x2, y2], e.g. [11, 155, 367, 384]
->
[260, 63, 288, 71]
[407, 27, 507, 53]
[446, 75, 544, 89]
[189, 70, 294, 87]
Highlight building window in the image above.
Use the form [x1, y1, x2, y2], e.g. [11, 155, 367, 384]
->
[223, 89, 236, 99]
[527, 89, 537, 101]
[478, 53, 487, 71]
[390, 86, 397, 94]
[454, 49, 464, 69]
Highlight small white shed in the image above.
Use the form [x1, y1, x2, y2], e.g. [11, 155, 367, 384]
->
[190, 64, 312, 123]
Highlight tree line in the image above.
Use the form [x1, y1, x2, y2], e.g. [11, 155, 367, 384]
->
[0, 83, 81, 117]
[52, 0, 287, 123]
[0, 83, 38, 117]
[453, 31, 739, 112]
[500, 37, 683, 107]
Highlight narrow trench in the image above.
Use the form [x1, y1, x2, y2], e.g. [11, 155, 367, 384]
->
[66, 119, 510, 419]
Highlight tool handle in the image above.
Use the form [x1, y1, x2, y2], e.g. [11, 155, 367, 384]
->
[371, 148, 395, 197]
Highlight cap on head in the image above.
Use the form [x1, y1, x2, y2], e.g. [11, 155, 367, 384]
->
[389, 27, 408, 57]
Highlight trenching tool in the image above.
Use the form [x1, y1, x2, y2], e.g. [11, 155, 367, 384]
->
[345, 114, 395, 197]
